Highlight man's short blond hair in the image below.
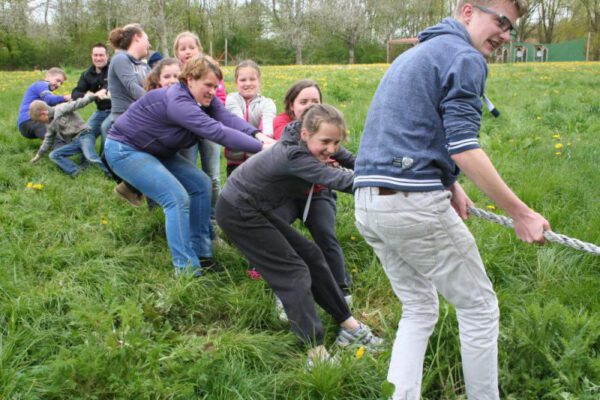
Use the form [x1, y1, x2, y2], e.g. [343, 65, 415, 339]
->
[29, 100, 50, 121]
[454, 0, 529, 18]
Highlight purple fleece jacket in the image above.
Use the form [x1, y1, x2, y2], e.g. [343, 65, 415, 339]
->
[107, 82, 262, 158]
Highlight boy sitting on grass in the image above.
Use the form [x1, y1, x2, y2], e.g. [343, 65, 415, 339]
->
[29, 89, 111, 178]
[17, 67, 70, 141]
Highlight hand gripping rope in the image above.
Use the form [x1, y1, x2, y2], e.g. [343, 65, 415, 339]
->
[469, 207, 600, 255]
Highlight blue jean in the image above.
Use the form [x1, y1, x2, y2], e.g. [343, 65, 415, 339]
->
[104, 138, 213, 271]
[179, 139, 221, 211]
[87, 109, 111, 154]
[49, 131, 109, 176]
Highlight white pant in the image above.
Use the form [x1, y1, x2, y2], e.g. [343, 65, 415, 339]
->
[355, 187, 500, 400]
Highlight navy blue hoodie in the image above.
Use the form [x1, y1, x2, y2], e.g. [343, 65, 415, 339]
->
[354, 18, 487, 192]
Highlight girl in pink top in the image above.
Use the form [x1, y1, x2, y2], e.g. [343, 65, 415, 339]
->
[273, 79, 321, 140]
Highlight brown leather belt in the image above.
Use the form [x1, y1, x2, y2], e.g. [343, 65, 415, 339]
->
[377, 187, 398, 196]
[375, 187, 411, 197]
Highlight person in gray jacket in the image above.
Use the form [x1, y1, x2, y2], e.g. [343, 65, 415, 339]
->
[28, 89, 109, 177]
[107, 23, 150, 122]
[216, 105, 383, 365]
[354, 1, 549, 399]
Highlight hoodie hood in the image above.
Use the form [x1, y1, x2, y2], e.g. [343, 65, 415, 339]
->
[280, 120, 303, 146]
[418, 17, 472, 46]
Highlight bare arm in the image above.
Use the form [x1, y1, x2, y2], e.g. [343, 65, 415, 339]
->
[452, 148, 550, 243]
[448, 181, 473, 220]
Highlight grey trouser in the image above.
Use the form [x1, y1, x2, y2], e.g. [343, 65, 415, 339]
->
[355, 187, 499, 400]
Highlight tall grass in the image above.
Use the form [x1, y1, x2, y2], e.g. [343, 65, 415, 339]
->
[0, 63, 598, 399]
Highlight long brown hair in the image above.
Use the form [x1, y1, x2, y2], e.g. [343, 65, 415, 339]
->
[109, 23, 144, 50]
[283, 79, 322, 119]
[144, 58, 181, 91]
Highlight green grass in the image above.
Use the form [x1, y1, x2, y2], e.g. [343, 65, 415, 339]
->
[1, 63, 599, 399]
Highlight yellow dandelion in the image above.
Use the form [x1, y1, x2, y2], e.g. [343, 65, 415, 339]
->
[554, 143, 563, 149]
[101, 217, 108, 225]
[555, 152, 562, 157]
[486, 205, 496, 211]
[26, 182, 44, 190]
[551, 134, 560, 139]
[536, 116, 542, 120]
[355, 345, 365, 359]
[350, 236, 357, 241]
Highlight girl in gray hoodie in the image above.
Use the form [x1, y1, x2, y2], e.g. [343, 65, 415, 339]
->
[216, 104, 383, 365]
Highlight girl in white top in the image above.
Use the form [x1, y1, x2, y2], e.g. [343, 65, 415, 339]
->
[225, 60, 276, 176]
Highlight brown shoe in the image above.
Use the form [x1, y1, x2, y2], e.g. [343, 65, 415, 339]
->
[114, 182, 143, 207]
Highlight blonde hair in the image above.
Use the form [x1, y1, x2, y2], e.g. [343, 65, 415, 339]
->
[178, 55, 223, 84]
[144, 58, 181, 91]
[29, 100, 50, 121]
[454, 0, 529, 18]
[173, 31, 203, 56]
[234, 60, 261, 80]
[45, 67, 66, 81]
[109, 23, 144, 50]
[300, 104, 347, 141]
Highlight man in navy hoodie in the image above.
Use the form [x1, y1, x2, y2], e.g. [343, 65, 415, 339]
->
[354, 1, 549, 399]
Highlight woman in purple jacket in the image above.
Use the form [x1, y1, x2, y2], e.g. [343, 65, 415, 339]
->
[104, 56, 272, 276]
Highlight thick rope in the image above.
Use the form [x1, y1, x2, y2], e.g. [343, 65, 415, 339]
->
[468, 207, 600, 256]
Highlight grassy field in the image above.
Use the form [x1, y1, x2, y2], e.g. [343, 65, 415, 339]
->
[0, 63, 599, 399]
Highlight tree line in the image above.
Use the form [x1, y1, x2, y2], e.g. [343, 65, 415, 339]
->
[1, 0, 598, 69]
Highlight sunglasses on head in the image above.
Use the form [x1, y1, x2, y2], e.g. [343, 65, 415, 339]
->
[473, 5, 516, 34]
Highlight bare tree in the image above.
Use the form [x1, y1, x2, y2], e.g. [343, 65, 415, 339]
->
[538, 0, 569, 42]
[316, 0, 371, 64]
[514, 0, 541, 41]
[270, 0, 314, 64]
[578, 0, 600, 58]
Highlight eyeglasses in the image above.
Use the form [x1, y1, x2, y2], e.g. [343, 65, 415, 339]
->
[473, 5, 516, 34]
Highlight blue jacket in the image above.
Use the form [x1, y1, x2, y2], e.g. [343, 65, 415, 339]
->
[107, 83, 262, 158]
[354, 18, 486, 192]
[17, 81, 66, 127]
